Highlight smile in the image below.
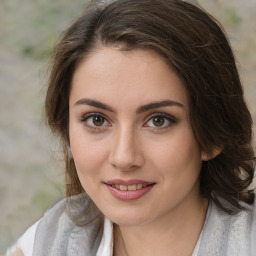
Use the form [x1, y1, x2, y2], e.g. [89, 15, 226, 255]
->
[109, 184, 147, 190]
[104, 180, 155, 200]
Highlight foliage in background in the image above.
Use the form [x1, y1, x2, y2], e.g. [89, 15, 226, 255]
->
[1, 0, 89, 60]
[0, 0, 255, 254]
[223, 8, 241, 27]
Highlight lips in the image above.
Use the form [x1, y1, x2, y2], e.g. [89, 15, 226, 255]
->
[104, 179, 155, 200]
[109, 184, 145, 190]
[105, 179, 153, 186]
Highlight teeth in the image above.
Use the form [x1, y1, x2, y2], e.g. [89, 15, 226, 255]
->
[111, 184, 147, 190]
[128, 184, 137, 191]
[136, 184, 142, 189]
[120, 185, 127, 191]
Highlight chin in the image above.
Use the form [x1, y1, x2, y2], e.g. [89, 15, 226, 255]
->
[105, 210, 154, 227]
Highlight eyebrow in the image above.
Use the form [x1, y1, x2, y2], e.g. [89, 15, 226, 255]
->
[136, 100, 184, 113]
[74, 98, 115, 112]
[74, 98, 184, 113]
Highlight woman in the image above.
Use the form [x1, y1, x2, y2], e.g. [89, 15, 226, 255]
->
[7, 0, 256, 255]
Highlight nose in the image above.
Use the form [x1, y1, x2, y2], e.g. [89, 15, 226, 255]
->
[108, 127, 144, 171]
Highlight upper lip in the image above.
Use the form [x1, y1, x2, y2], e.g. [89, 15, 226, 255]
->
[104, 179, 155, 186]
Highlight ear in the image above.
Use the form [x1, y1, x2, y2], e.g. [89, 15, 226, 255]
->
[201, 147, 223, 161]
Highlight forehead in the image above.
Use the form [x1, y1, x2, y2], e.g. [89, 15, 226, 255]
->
[70, 47, 188, 110]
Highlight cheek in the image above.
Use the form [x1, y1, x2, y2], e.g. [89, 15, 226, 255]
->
[69, 126, 108, 179]
[71, 141, 106, 172]
[70, 140, 107, 195]
[149, 129, 201, 166]
[145, 126, 202, 185]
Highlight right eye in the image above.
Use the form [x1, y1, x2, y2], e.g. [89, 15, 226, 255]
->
[81, 113, 110, 130]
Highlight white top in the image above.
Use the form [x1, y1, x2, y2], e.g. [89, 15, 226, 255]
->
[5, 192, 256, 256]
[6, 217, 201, 256]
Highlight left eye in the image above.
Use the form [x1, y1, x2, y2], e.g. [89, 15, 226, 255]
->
[145, 115, 175, 128]
[82, 114, 109, 128]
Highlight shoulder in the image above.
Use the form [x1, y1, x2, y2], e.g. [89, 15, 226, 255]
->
[8, 193, 104, 256]
[198, 199, 256, 255]
[224, 201, 256, 254]
[5, 196, 70, 256]
[249, 201, 256, 252]
[5, 219, 41, 256]
[32, 193, 103, 255]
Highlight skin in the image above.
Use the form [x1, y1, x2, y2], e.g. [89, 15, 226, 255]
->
[10, 249, 23, 256]
[69, 47, 209, 255]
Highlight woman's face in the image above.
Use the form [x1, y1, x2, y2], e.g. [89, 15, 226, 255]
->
[69, 47, 206, 226]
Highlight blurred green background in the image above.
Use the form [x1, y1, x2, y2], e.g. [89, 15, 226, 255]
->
[0, 0, 255, 254]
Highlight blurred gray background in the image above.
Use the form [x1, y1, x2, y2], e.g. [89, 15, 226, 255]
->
[0, 0, 255, 254]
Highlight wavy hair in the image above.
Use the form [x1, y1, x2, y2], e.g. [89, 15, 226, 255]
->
[45, 0, 255, 213]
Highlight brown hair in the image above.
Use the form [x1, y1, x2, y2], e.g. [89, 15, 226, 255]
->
[45, 0, 255, 213]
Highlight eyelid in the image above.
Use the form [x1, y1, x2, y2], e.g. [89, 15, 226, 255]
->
[143, 112, 177, 128]
[81, 112, 111, 130]
[81, 112, 109, 121]
[80, 111, 176, 131]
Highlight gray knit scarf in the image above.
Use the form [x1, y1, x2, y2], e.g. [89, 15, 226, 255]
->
[32, 193, 256, 256]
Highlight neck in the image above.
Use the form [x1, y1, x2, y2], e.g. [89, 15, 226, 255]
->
[114, 194, 208, 256]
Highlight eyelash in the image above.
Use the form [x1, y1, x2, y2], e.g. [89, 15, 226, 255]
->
[143, 113, 177, 129]
[80, 112, 177, 132]
[80, 112, 111, 132]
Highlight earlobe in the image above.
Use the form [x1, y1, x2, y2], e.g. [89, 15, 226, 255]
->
[201, 147, 222, 161]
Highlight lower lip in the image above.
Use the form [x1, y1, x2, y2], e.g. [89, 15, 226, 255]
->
[105, 184, 155, 201]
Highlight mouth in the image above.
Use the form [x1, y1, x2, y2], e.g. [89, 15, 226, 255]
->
[107, 183, 151, 191]
[104, 179, 155, 200]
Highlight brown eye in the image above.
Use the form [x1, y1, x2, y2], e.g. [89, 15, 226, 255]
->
[81, 113, 109, 129]
[145, 114, 176, 129]
[152, 116, 165, 127]
[93, 115, 105, 126]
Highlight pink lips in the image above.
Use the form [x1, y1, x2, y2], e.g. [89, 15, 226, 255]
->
[104, 179, 155, 201]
